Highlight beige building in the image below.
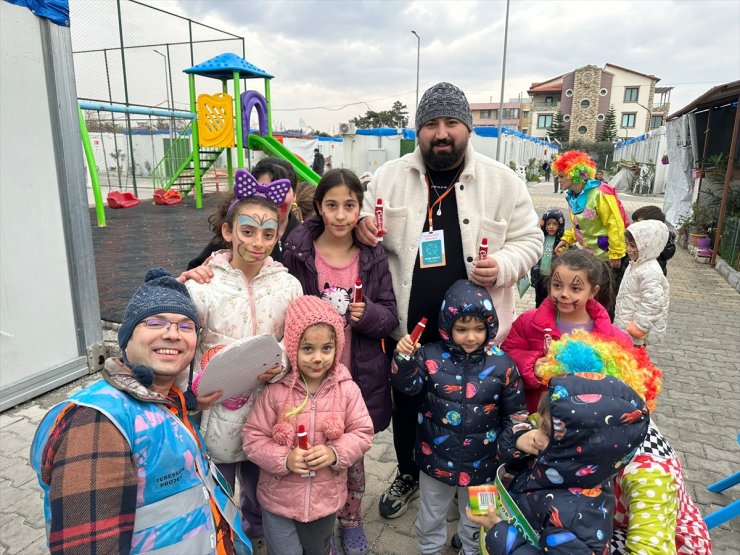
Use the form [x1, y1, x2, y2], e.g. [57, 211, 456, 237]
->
[528, 63, 672, 142]
[470, 99, 533, 134]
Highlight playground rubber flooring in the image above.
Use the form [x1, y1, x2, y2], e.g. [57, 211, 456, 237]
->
[90, 192, 223, 323]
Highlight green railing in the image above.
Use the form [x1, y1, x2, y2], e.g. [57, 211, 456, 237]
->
[151, 122, 194, 189]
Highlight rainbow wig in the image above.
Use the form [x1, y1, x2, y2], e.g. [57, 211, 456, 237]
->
[552, 150, 596, 184]
[536, 330, 662, 412]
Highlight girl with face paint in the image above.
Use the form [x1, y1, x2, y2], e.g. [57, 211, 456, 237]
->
[182, 170, 304, 543]
[501, 249, 633, 414]
[282, 169, 398, 555]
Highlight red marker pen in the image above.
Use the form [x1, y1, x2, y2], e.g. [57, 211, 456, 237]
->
[402, 317, 427, 360]
[543, 328, 553, 354]
[353, 278, 363, 303]
[297, 424, 309, 450]
[375, 199, 384, 242]
[478, 237, 488, 260]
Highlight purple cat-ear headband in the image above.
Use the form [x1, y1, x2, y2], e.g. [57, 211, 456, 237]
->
[228, 169, 291, 215]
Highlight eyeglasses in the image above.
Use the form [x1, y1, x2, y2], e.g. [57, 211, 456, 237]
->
[139, 318, 197, 333]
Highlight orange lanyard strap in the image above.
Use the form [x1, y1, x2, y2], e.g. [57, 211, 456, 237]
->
[425, 175, 455, 231]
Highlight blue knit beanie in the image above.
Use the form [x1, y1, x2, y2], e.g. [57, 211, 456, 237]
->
[118, 267, 199, 351]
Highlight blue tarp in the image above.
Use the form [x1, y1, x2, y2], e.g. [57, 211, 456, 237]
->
[5, 0, 69, 26]
[615, 133, 648, 150]
[353, 126, 556, 148]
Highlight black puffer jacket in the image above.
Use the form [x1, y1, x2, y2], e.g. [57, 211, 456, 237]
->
[487, 373, 650, 554]
[391, 279, 527, 487]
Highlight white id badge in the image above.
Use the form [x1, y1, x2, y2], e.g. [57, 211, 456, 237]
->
[419, 230, 446, 268]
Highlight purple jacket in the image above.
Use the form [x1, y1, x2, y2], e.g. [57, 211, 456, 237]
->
[283, 216, 398, 432]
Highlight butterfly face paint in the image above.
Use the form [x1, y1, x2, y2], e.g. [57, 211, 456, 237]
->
[548, 266, 596, 320]
[224, 208, 279, 266]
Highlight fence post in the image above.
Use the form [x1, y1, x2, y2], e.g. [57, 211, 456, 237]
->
[116, 0, 137, 195]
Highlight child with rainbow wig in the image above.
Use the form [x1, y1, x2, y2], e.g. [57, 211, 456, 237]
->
[537, 332, 711, 555]
[553, 151, 628, 274]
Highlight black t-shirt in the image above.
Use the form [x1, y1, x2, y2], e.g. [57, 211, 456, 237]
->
[406, 164, 468, 344]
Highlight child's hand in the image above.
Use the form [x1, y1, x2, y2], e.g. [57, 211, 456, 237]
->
[348, 302, 366, 322]
[196, 389, 223, 411]
[465, 504, 501, 530]
[395, 334, 420, 359]
[516, 429, 550, 455]
[533, 357, 548, 378]
[554, 241, 568, 256]
[177, 262, 214, 284]
[286, 447, 311, 475]
[304, 444, 336, 470]
[258, 363, 284, 382]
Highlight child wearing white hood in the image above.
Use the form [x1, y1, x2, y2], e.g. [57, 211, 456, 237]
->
[615, 219, 670, 346]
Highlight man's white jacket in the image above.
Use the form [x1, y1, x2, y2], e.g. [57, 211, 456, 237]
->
[362, 143, 543, 343]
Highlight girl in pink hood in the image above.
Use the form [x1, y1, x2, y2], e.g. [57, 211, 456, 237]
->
[242, 296, 373, 555]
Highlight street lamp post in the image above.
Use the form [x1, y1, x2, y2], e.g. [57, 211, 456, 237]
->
[495, 0, 511, 162]
[153, 50, 170, 115]
[411, 31, 420, 134]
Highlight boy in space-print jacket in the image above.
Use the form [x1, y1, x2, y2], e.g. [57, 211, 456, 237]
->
[391, 279, 528, 488]
[484, 373, 650, 554]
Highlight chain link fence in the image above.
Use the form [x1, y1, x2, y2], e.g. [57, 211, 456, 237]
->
[72, 0, 245, 199]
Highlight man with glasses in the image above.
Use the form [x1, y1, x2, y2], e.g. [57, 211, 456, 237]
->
[31, 268, 251, 554]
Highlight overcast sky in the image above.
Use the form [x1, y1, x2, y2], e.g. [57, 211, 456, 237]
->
[70, 0, 740, 134]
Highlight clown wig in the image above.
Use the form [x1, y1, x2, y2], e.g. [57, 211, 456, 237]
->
[552, 150, 596, 184]
[536, 330, 662, 412]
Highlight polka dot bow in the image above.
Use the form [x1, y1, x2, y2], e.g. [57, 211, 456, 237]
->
[234, 169, 291, 206]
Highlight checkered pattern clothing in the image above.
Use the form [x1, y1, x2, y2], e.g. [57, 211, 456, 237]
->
[612, 424, 712, 554]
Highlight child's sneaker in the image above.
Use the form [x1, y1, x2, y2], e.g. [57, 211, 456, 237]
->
[378, 471, 419, 518]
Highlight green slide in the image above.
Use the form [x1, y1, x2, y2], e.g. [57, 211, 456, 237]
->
[247, 134, 321, 185]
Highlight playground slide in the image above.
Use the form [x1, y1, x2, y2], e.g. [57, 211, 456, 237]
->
[247, 134, 321, 185]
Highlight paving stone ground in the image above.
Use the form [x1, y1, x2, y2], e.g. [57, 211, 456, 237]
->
[1, 180, 738, 553]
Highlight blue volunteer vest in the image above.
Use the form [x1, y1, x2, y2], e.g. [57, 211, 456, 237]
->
[30, 380, 251, 555]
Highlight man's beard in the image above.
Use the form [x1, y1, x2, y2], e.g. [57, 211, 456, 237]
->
[422, 138, 467, 170]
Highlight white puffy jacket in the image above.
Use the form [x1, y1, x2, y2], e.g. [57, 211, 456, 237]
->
[185, 252, 303, 463]
[615, 220, 670, 345]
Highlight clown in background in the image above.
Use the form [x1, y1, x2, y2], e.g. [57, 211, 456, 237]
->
[553, 151, 630, 295]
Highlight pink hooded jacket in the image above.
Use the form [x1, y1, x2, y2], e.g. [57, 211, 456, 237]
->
[242, 296, 373, 523]
[502, 297, 632, 413]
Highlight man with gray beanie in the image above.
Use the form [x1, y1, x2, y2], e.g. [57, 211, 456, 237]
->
[356, 82, 542, 544]
[31, 268, 252, 554]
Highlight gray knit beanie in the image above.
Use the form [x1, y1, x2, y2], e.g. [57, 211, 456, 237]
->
[118, 267, 199, 351]
[415, 82, 473, 132]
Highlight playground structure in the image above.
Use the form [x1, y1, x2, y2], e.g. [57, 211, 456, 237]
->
[80, 52, 321, 226]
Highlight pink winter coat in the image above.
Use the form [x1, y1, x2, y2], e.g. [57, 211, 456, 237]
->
[502, 297, 632, 413]
[242, 361, 373, 523]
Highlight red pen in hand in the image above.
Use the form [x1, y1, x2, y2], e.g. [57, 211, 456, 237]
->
[297, 424, 309, 450]
[402, 317, 427, 361]
[375, 199, 384, 242]
[478, 237, 488, 260]
[353, 278, 363, 303]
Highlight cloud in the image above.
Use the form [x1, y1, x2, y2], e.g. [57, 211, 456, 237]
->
[70, 0, 740, 132]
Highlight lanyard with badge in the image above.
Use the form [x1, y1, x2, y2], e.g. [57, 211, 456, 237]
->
[419, 174, 455, 269]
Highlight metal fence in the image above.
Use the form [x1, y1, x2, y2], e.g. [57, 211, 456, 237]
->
[71, 0, 244, 197]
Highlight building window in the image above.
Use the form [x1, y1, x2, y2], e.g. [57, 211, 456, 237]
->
[597, 113, 605, 121]
[480, 110, 492, 119]
[650, 115, 664, 129]
[600, 88, 608, 96]
[563, 114, 571, 122]
[501, 108, 519, 119]
[565, 89, 573, 97]
[578, 126, 587, 135]
[621, 113, 636, 128]
[624, 87, 639, 102]
[581, 99, 590, 109]
[537, 114, 553, 128]
[545, 96, 554, 105]
[523, 111, 529, 118]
